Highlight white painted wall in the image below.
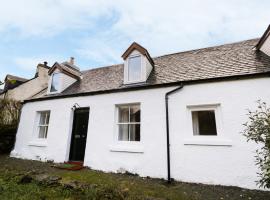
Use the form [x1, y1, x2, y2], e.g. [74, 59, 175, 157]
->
[260, 36, 270, 56]
[12, 77, 270, 190]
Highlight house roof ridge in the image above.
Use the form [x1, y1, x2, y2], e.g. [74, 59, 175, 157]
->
[82, 63, 123, 74]
[80, 38, 260, 73]
[154, 38, 260, 60]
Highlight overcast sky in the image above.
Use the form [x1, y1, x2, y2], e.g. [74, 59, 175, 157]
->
[0, 0, 270, 88]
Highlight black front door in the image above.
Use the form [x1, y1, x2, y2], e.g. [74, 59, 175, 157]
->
[69, 108, 90, 161]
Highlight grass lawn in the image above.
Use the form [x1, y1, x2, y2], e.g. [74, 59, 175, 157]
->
[0, 155, 269, 200]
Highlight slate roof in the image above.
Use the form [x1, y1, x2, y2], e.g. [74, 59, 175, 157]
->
[31, 38, 270, 100]
[5, 74, 28, 82]
[49, 62, 82, 79]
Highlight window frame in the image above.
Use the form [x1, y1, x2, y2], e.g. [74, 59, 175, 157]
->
[36, 111, 50, 140]
[187, 104, 222, 137]
[127, 54, 143, 83]
[191, 110, 217, 136]
[116, 103, 141, 142]
[184, 104, 233, 146]
[48, 72, 62, 94]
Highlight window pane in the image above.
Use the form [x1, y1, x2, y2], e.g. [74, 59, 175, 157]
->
[38, 126, 48, 138]
[129, 124, 140, 141]
[39, 112, 50, 125]
[192, 110, 217, 136]
[50, 73, 60, 92]
[130, 105, 140, 122]
[128, 56, 141, 81]
[118, 124, 129, 141]
[118, 107, 129, 123]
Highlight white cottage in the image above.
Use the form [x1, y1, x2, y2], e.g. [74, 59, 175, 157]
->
[12, 26, 270, 190]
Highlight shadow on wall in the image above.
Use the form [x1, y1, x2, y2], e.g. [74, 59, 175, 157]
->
[0, 124, 17, 154]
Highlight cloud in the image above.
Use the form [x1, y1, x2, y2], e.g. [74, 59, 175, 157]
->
[13, 55, 64, 71]
[74, 0, 270, 64]
[1, 0, 270, 68]
[0, 0, 114, 37]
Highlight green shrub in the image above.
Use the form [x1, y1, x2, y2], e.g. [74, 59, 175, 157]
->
[243, 100, 270, 188]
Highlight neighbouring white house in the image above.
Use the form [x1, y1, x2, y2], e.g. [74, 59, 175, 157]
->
[11, 25, 270, 190]
[0, 63, 50, 101]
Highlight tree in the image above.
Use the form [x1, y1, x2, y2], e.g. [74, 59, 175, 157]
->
[243, 100, 270, 188]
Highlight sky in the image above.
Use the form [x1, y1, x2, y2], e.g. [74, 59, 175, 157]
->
[0, 0, 270, 89]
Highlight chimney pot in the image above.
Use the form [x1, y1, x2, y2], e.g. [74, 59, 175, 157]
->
[44, 61, 48, 66]
[70, 57, 75, 65]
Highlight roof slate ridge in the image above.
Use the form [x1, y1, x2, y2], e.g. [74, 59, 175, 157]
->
[5, 74, 28, 82]
[81, 38, 260, 73]
[82, 63, 123, 74]
[154, 38, 260, 59]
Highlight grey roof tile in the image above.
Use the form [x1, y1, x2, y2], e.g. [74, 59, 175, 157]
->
[36, 38, 270, 99]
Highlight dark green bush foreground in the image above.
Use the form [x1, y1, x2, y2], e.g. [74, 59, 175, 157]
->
[0, 124, 17, 153]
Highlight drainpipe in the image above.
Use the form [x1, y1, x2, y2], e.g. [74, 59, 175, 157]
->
[165, 84, 184, 183]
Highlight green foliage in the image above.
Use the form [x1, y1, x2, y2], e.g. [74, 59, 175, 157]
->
[0, 98, 21, 125]
[0, 99, 21, 153]
[243, 100, 270, 188]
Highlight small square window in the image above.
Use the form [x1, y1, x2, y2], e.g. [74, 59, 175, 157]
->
[50, 73, 60, 92]
[117, 104, 140, 141]
[192, 110, 217, 136]
[38, 111, 50, 139]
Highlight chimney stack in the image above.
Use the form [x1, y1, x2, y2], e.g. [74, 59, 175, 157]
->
[70, 57, 75, 65]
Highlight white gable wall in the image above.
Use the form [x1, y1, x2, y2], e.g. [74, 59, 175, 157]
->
[260, 36, 270, 56]
[12, 77, 270, 190]
[61, 73, 77, 91]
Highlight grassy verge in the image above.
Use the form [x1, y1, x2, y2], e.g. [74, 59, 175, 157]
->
[0, 155, 270, 200]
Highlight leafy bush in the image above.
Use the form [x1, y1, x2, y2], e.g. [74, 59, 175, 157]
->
[0, 99, 21, 153]
[0, 98, 21, 125]
[243, 100, 270, 188]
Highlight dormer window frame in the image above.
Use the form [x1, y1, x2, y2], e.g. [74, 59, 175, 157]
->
[47, 72, 63, 95]
[122, 42, 154, 85]
[126, 54, 144, 84]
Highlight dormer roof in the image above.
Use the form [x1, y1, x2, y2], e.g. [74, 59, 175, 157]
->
[48, 61, 82, 80]
[122, 42, 154, 66]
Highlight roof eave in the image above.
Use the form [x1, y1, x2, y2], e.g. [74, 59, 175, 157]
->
[23, 72, 270, 104]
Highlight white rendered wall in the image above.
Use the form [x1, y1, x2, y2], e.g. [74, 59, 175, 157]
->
[260, 36, 270, 56]
[12, 77, 270, 190]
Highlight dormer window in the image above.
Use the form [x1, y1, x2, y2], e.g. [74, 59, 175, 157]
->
[50, 73, 60, 93]
[47, 58, 82, 95]
[122, 42, 154, 84]
[128, 55, 142, 82]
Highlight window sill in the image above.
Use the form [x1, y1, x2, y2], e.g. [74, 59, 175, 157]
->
[183, 137, 232, 146]
[28, 140, 48, 147]
[109, 143, 144, 153]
